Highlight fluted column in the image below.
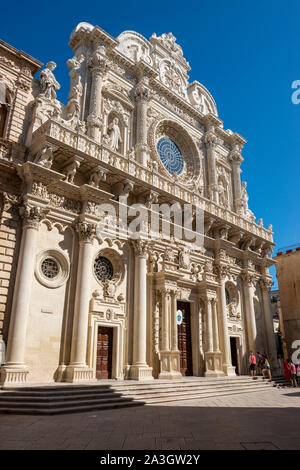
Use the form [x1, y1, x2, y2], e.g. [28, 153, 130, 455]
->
[1, 205, 47, 386]
[242, 273, 257, 352]
[130, 240, 153, 380]
[65, 222, 96, 383]
[134, 77, 150, 166]
[204, 292, 224, 377]
[260, 278, 278, 370]
[86, 46, 107, 142]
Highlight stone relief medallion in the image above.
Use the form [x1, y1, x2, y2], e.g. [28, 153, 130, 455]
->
[35, 249, 70, 288]
[148, 118, 201, 186]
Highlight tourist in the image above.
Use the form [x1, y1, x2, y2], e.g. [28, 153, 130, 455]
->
[287, 359, 297, 387]
[249, 351, 256, 377]
[297, 363, 300, 386]
[284, 358, 291, 382]
[256, 352, 262, 375]
[261, 355, 272, 382]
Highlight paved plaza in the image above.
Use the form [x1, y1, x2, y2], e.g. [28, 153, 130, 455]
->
[0, 386, 299, 450]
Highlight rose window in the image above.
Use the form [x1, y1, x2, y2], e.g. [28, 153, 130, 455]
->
[41, 258, 59, 279]
[157, 137, 184, 175]
[94, 256, 114, 282]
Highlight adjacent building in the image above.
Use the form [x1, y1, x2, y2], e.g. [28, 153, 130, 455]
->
[274, 247, 300, 359]
[0, 23, 277, 386]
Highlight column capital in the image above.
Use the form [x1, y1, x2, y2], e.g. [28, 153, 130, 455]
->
[88, 47, 108, 77]
[203, 130, 219, 148]
[19, 204, 49, 230]
[241, 271, 258, 288]
[132, 239, 149, 258]
[229, 141, 244, 164]
[134, 77, 151, 103]
[76, 221, 96, 243]
[259, 277, 273, 292]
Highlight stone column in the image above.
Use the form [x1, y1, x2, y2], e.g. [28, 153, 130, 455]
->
[161, 288, 170, 352]
[171, 290, 179, 352]
[134, 77, 150, 166]
[65, 222, 96, 383]
[229, 142, 243, 213]
[242, 273, 257, 352]
[212, 299, 220, 353]
[1, 205, 46, 386]
[260, 279, 279, 371]
[130, 240, 153, 380]
[206, 299, 214, 353]
[204, 294, 224, 377]
[86, 46, 107, 142]
[204, 124, 219, 203]
[218, 273, 236, 376]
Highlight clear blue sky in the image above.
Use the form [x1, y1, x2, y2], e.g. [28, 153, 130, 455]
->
[2, 0, 300, 286]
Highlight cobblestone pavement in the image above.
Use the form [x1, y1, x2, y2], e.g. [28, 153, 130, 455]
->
[0, 387, 299, 450]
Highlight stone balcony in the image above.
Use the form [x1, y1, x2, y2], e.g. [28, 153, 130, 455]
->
[29, 118, 273, 245]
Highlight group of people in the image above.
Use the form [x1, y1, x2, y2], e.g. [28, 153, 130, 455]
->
[249, 351, 273, 381]
[278, 355, 300, 388]
[249, 352, 300, 387]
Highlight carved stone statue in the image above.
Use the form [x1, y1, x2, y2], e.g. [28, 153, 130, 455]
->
[34, 145, 54, 169]
[108, 118, 122, 151]
[66, 78, 82, 121]
[63, 160, 80, 184]
[39, 62, 60, 101]
[89, 168, 107, 188]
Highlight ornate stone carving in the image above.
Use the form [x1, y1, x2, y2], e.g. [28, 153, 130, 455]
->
[106, 117, 122, 152]
[31, 181, 49, 199]
[39, 62, 60, 100]
[88, 167, 107, 188]
[76, 222, 96, 242]
[34, 145, 55, 169]
[178, 247, 190, 269]
[63, 160, 80, 184]
[132, 239, 148, 257]
[19, 205, 49, 229]
[134, 77, 151, 102]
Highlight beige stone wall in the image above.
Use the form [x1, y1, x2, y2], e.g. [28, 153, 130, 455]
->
[275, 249, 300, 357]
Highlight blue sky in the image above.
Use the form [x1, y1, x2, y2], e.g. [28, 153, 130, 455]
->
[2, 0, 299, 286]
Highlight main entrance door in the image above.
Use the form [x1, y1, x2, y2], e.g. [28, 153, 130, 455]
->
[96, 326, 113, 379]
[177, 301, 193, 376]
[230, 337, 239, 375]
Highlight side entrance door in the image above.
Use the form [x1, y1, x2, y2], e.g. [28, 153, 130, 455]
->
[177, 301, 193, 376]
[96, 326, 113, 379]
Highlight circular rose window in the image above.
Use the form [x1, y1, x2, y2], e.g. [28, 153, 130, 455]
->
[94, 256, 114, 282]
[157, 137, 184, 175]
[41, 258, 59, 279]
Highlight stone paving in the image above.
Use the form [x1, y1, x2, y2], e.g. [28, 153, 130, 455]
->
[0, 387, 299, 450]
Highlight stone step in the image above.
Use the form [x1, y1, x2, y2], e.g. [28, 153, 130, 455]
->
[120, 383, 272, 402]
[0, 399, 143, 415]
[0, 391, 125, 403]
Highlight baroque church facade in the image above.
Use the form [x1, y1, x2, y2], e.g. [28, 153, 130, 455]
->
[0, 24, 276, 386]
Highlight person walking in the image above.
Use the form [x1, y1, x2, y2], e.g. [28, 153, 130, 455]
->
[261, 355, 272, 382]
[249, 351, 256, 377]
[287, 359, 297, 387]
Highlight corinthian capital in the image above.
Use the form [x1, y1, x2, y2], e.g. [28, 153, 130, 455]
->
[229, 142, 243, 164]
[259, 277, 273, 292]
[203, 130, 219, 148]
[19, 204, 49, 230]
[132, 239, 149, 257]
[76, 221, 96, 242]
[134, 77, 151, 103]
[88, 46, 108, 76]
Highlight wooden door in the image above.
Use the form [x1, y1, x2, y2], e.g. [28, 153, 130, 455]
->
[96, 327, 113, 379]
[177, 301, 193, 376]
